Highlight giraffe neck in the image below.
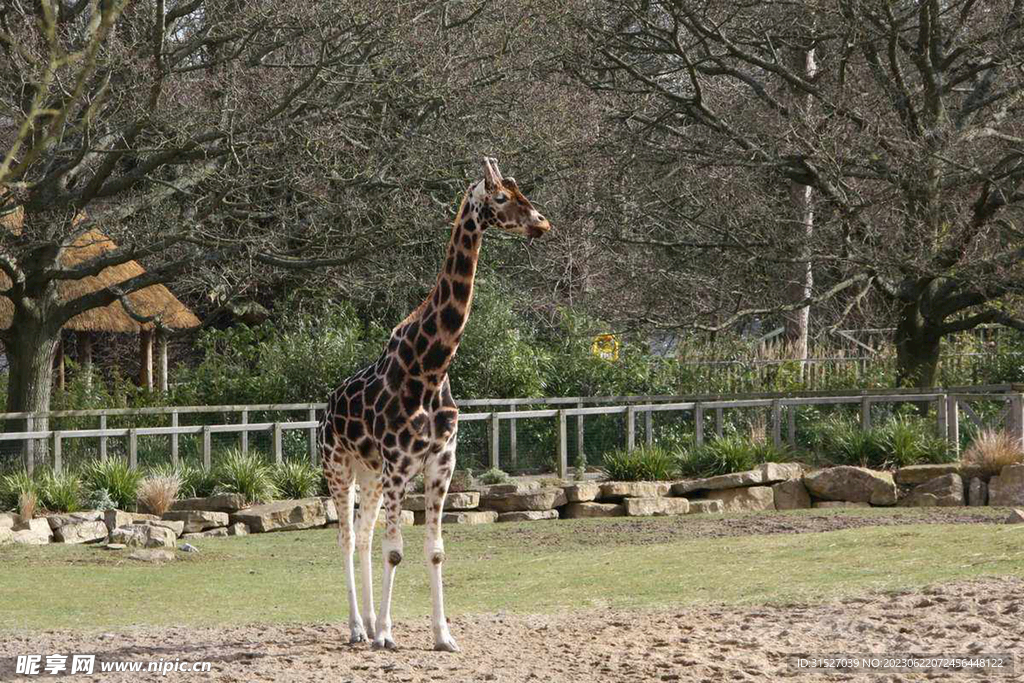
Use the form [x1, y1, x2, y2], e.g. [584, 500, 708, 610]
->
[389, 184, 484, 381]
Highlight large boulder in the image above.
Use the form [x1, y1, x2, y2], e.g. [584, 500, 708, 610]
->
[894, 463, 961, 486]
[479, 487, 566, 512]
[437, 511, 498, 525]
[687, 499, 724, 514]
[103, 510, 157, 533]
[598, 482, 670, 500]
[403, 491, 480, 511]
[705, 486, 775, 512]
[899, 474, 964, 507]
[54, 520, 109, 544]
[229, 498, 325, 532]
[0, 512, 19, 530]
[989, 464, 1024, 507]
[162, 510, 229, 533]
[375, 510, 416, 527]
[563, 502, 624, 518]
[47, 510, 104, 531]
[11, 518, 53, 545]
[561, 482, 599, 503]
[109, 523, 176, 549]
[146, 519, 185, 537]
[496, 510, 560, 523]
[482, 482, 540, 495]
[773, 479, 812, 510]
[803, 466, 897, 506]
[672, 463, 802, 496]
[182, 527, 229, 539]
[170, 493, 248, 513]
[623, 497, 690, 517]
[0, 527, 13, 544]
[968, 477, 988, 507]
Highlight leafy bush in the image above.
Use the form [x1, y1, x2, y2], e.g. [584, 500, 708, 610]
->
[85, 488, 117, 511]
[677, 435, 789, 479]
[875, 416, 952, 467]
[137, 475, 181, 515]
[962, 430, 1024, 477]
[82, 457, 142, 510]
[177, 461, 219, 499]
[602, 445, 676, 481]
[214, 449, 279, 504]
[805, 414, 951, 469]
[37, 470, 83, 513]
[273, 460, 321, 499]
[478, 467, 510, 485]
[0, 470, 38, 511]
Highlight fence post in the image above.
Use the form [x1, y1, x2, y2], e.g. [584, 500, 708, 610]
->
[170, 411, 178, 467]
[576, 402, 585, 466]
[1012, 394, 1024, 450]
[203, 425, 212, 470]
[715, 407, 724, 438]
[558, 409, 568, 479]
[308, 407, 318, 467]
[645, 409, 654, 446]
[860, 397, 872, 431]
[787, 404, 797, 448]
[694, 403, 704, 446]
[947, 396, 960, 455]
[936, 394, 947, 441]
[273, 423, 283, 465]
[626, 406, 636, 452]
[129, 429, 138, 469]
[241, 409, 249, 455]
[771, 400, 782, 449]
[509, 413, 518, 470]
[25, 415, 35, 475]
[53, 432, 62, 475]
[99, 414, 108, 462]
[489, 412, 500, 470]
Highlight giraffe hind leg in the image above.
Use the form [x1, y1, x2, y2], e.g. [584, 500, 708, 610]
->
[325, 452, 365, 643]
[355, 465, 384, 641]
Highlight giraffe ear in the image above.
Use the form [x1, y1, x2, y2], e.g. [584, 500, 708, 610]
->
[482, 157, 502, 192]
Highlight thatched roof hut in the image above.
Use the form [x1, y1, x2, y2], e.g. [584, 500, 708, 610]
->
[0, 207, 200, 389]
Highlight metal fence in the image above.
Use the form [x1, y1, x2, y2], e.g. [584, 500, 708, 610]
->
[2, 385, 1022, 477]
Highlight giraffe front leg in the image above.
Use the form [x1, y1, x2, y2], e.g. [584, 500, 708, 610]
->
[333, 479, 367, 643]
[423, 449, 460, 652]
[373, 489, 405, 650]
[355, 472, 383, 641]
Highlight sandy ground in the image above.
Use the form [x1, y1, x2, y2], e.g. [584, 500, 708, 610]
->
[1, 576, 1021, 682]
[2, 510, 1020, 682]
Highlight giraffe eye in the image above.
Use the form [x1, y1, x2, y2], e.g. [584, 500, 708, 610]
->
[494, 194, 508, 204]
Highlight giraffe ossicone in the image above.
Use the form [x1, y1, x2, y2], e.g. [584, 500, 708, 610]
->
[318, 157, 551, 652]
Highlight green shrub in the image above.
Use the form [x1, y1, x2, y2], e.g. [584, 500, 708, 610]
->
[273, 460, 321, 499]
[82, 457, 142, 510]
[85, 488, 117, 510]
[177, 461, 219, 498]
[806, 414, 950, 469]
[602, 445, 676, 481]
[37, 470, 84, 513]
[0, 470, 38, 511]
[214, 449, 279, 504]
[478, 467, 510, 485]
[876, 416, 952, 467]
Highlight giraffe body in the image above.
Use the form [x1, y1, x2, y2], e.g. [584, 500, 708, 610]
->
[318, 158, 550, 652]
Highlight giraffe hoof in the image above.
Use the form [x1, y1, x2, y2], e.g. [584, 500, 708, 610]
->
[348, 630, 368, 645]
[371, 637, 398, 651]
[433, 637, 460, 653]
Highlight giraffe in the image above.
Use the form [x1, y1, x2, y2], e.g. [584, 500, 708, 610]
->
[318, 157, 551, 652]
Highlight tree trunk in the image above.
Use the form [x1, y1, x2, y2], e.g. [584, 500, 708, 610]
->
[894, 300, 941, 417]
[3, 313, 60, 470]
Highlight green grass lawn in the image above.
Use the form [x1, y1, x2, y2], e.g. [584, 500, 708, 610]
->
[2, 510, 1023, 631]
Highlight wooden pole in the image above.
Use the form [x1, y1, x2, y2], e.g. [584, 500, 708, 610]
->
[139, 328, 154, 391]
[558, 410, 568, 479]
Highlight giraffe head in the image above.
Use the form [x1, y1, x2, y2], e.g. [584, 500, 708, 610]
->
[474, 157, 551, 239]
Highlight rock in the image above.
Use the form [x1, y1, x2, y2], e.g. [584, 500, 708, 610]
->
[181, 527, 229, 539]
[706, 486, 775, 512]
[162, 510, 229, 533]
[170, 493, 248, 513]
[968, 477, 988, 507]
[109, 524, 176, 549]
[482, 482, 540, 495]
[0, 527, 13, 544]
[773, 479, 812, 510]
[598, 482, 669, 500]
[687, 499, 724, 514]
[899, 474, 965, 507]
[375, 510, 415, 527]
[179, 543, 200, 553]
[989, 464, 1024, 507]
[104, 543, 127, 550]
[803, 466, 897, 506]
[1005, 509, 1024, 524]
[53, 520, 108, 544]
[46, 510, 104, 530]
[759, 462, 804, 483]
[11, 518, 53, 545]
[479, 487, 567, 513]
[671, 464, 800, 496]
[322, 497, 338, 523]
[624, 497, 690, 517]
[128, 548, 176, 563]
[403, 491, 480, 511]
[0, 512, 18, 530]
[415, 510, 498, 525]
[812, 501, 871, 508]
[496, 510, 560, 523]
[563, 502, 624, 518]
[894, 463, 962, 486]
[103, 510, 158, 533]
[229, 498, 325, 532]
[561, 482, 600, 502]
[227, 522, 249, 536]
[145, 519, 185, 537]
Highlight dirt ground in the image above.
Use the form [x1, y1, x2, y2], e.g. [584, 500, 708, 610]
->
[2, 511, 1020, 682]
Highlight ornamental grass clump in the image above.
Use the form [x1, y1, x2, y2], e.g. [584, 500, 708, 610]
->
[602, 445, 676, 481]
[82, 457, 142, 511]
[214, 449, 279, 505]
[961, 430, 1024, 477]
[272, 460, 321, 499]
[137, 474, 181, 515]
[37, 470, 83, 513]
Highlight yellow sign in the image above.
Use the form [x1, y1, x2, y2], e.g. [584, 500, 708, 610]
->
[591, 334, 620, 361]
